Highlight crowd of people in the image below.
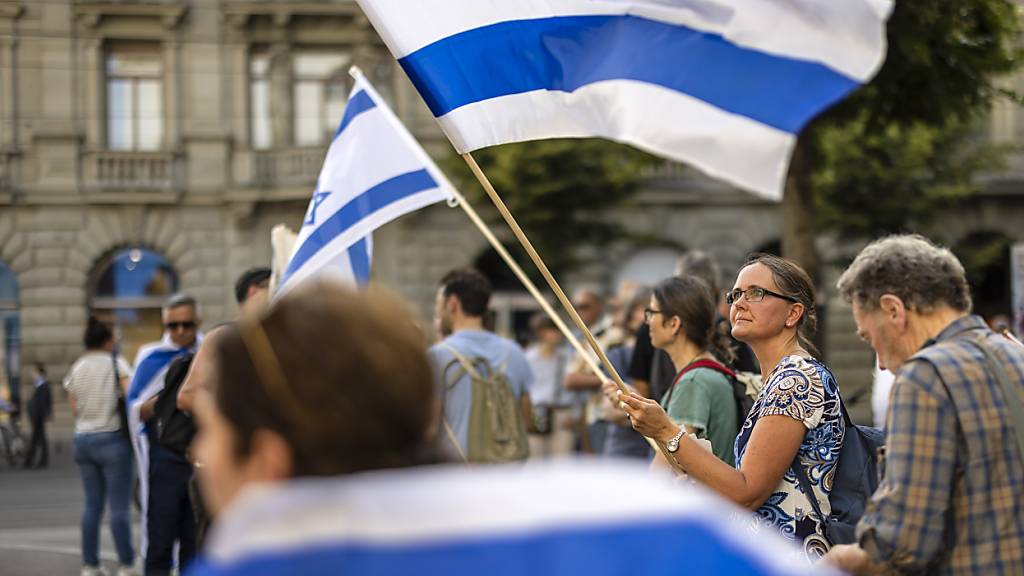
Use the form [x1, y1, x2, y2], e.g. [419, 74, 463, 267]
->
[55, 234, 1024, 575]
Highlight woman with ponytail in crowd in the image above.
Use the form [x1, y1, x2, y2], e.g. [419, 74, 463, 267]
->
[641, 275, 738, 465]
[621, 254, 845, 562]
[63, 317, 137, 576]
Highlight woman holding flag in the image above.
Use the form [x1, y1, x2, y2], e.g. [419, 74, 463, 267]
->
[621, 255, 845, 562]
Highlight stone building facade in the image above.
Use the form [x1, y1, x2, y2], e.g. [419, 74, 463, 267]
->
[1, 0, 1023, 419]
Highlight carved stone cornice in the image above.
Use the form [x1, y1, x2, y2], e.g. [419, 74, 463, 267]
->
[221, 1, 361, 26]
[74, 2, 187, 30]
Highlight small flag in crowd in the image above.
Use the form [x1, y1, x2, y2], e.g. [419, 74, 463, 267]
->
[355, 0, 893, 200]
[188, 460, 838, 576]
[277, 69, 455, 295]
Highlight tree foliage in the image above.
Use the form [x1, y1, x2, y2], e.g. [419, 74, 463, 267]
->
[804, 0, 1022, 243]
[445, 139, 657, 275]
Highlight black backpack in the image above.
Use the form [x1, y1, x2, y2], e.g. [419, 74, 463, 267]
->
[152, 353, 196, 458]
[790, 397, 885, 545]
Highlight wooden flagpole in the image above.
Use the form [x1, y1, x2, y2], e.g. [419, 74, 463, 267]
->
[447, 188, 607, 379]
[461, 153, 628, 393]
[460, 152, 680, 467]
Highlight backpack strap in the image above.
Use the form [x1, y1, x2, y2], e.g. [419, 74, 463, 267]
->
[790, 457, 829, 532]
[665, 359, 735, 407]
[441, 343, 485, 381]
[959, 337, 1024, 464]
[438, 343, 480, 464]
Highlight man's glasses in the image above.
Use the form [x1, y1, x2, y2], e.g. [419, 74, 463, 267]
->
[643, 308, 662, 323]
[164, 321, 197, 331]
[724, 286, 798, 306]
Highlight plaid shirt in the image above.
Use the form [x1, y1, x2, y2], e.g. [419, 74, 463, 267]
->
[857, 315, 1024, 575]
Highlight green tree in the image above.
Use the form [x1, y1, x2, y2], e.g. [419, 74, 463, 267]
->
[784, 0, 1021, 278]
[446, 139, 657, 276]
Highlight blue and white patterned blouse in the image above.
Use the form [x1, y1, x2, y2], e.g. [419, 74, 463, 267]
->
[734, 355, 845, 561]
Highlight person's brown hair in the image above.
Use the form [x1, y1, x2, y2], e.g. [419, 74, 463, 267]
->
[653, 276, 735, 363]
[212, 280, 436, 477]
[741, 253, 818, 353]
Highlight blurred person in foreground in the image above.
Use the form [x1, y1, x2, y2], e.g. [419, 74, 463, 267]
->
[64, 317, 136, 576]
[620, 255, 846, 563]
[185, 280, 837, 576]
[826, 235, 1024, 575]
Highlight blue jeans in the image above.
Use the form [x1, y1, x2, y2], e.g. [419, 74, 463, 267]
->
[74, 431, 135, 567]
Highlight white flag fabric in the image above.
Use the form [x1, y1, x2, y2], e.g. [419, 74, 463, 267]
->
[355, 0, 893, 200]
[277, 71, 455, 295]
[187, 460, 840, 576]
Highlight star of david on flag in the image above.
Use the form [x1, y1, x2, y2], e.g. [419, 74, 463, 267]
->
[277, 70, 455, 295]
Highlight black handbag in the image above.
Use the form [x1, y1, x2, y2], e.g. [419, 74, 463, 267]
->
[152, 353, 197, 457]
[111, 353, 131, 440]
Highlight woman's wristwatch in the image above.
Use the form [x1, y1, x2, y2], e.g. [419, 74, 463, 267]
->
[665, 427, 686, 453]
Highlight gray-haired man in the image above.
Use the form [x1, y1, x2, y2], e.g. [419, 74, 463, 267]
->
[826, 234, 1024, 575]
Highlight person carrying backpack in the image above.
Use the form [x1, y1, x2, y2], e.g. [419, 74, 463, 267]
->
[621, 254, 856, 564]
[429, 269, 532, 463]
[642, 276, 741, 466]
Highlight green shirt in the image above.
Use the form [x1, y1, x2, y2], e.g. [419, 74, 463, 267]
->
[661, 366, 738, 466]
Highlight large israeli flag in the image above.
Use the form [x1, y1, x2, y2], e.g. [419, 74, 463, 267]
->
[277, 70, 455, 294]
[355, 0, 892, 200]
[188, 460, 838, 576]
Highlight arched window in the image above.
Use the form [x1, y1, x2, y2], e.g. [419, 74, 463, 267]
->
[89, 248, 178, 363]
[0, 261, 19, 409]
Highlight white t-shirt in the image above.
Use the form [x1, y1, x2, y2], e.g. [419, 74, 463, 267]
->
[63, 351, 133, 434]
[524, 345, 569, 406]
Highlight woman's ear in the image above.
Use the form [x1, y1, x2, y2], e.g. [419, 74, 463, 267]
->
[246, 429, 294, 481]
[785, 302, 805, 329]
[669, 315, 683, 337]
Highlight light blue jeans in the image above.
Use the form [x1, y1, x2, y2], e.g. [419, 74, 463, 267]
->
[73, 431, 135, 567]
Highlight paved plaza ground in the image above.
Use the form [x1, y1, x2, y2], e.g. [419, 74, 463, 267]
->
[0, 409, 141, 575]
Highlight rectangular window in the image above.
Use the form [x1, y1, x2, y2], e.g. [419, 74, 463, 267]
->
[250, 51, 272, 150]
[293, 51, 350, 146]
[105, 43, 163, 151]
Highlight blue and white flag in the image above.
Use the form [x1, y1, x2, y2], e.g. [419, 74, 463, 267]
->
[187, 460, 838, 576]
[127, 333, 201, 558]
[277, 70, 455, 295]
[355, 0, 892, 200]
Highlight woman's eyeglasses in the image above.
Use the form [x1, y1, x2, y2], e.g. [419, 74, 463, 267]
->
[643, 308, 662, 323]
[724, 286, 798, 306]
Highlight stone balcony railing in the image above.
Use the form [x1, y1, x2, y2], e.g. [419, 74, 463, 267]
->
[252, 147, 327, 189]
[82, 150, 182, 192]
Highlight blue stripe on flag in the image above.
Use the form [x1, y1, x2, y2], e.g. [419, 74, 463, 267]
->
[348, 237, 371, 284]
[282, 169, 438, 286]
[187, 517, 775, 576]
[335, 90, 377, 138]
[399, 15, 857, 134]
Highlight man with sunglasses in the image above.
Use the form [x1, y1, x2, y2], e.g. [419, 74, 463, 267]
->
[127, 294, 203, 575]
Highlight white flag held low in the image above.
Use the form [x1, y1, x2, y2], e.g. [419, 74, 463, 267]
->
[277, 69, 455, 295]
[354, 0, 893, 200]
